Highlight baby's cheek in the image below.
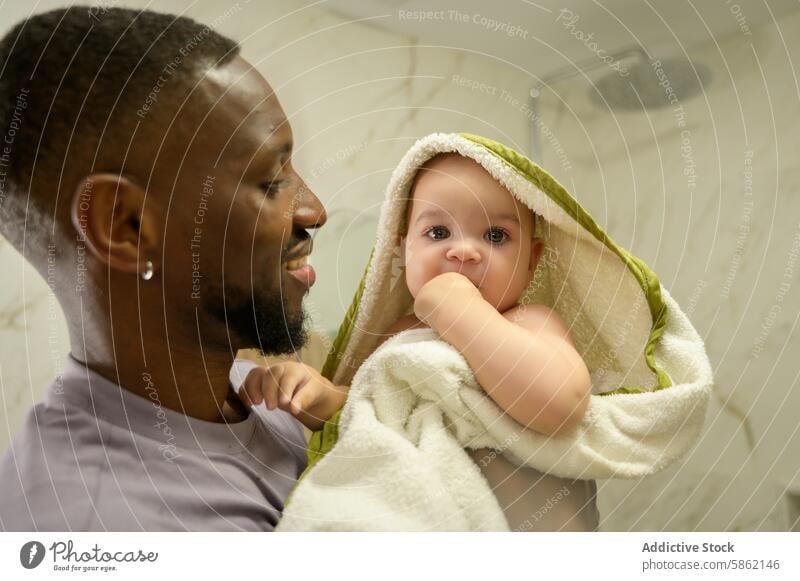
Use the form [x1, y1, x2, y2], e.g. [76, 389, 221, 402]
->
[404, 259, 424, 298]
[404, 269, 418, 297]
[403, 243, 414, 263]
[485, 262, 525, 309]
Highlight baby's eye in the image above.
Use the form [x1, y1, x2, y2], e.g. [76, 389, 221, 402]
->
[426, 225, 450, 240]
[485, 227, 509, 244]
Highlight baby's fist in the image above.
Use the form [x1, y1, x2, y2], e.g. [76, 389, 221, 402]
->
[413, 272, 482, 323]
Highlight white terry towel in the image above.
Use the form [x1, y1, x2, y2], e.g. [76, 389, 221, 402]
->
[281, 132, 713, 531]
[277, 283, 709, 531]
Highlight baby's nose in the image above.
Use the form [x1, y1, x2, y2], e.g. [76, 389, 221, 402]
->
[445, 240, 482, 263]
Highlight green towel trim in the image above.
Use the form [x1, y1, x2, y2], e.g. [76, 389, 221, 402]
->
[298, 133, 672, 483]
[301, 249, 372, 479]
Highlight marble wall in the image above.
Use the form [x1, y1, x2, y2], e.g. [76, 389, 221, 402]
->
[0, 0, 797, 531]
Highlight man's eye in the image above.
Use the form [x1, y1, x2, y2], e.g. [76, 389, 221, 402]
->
[259, 179, 283, 198]
[426, 226, 450, 240]
[485, 228, 508, 244]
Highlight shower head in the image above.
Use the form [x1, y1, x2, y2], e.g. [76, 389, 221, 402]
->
[589, 57, 712, 111]
[528, 49, 713, 161]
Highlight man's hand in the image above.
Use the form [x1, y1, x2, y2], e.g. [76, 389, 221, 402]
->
[413, 272, 484, 326]
[239, 362, 348, 431]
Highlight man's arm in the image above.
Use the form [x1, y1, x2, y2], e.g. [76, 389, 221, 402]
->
[414, 273, 592, 436]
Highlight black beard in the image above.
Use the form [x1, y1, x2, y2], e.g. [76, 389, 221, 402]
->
[203, 282, 308, 356]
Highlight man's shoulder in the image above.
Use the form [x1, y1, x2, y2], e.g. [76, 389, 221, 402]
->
[0, 403, 101, 530]
[4, 399, 105, 452]
[0, 384, 297, 531]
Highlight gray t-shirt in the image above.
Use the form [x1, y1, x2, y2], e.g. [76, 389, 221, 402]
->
[0, 357, 307, 531]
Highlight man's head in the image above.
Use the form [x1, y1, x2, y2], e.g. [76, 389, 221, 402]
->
[401, 153, 543, 313]
[0, 7, 325, 357]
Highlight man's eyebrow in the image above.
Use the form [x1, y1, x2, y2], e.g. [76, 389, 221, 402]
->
[274, 141, 292, 155]
[250, 141, 292, 176]
[258, 141, 292, 165]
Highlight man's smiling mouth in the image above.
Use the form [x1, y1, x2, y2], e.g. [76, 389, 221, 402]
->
[282, 238, 315, 287]
[283, 254, 315, 287]
[285, 256, 308, 271]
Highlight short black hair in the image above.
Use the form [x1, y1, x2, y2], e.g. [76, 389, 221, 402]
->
[0, 6, 239, 245]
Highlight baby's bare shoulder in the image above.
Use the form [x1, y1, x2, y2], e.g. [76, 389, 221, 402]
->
[503, 303, 576, 347]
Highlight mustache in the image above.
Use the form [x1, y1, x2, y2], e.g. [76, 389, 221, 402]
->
[282, 228, 312, 258]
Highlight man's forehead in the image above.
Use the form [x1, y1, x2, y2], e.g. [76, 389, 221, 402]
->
[193, 56, 290, 157]
[200, 57, 285, 124]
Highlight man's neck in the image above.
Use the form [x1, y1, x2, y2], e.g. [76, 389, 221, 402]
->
[70, 330, 243, 423]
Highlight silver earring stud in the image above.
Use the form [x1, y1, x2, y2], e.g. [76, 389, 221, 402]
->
[141, 260, 154, 281]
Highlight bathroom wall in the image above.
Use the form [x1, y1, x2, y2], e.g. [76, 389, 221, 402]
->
[0, 0, 797, 531]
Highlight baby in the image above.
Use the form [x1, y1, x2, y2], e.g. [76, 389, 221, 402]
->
[239, 152, 592, 439]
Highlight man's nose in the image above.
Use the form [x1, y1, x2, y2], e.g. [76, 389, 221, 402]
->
[291, 176, 327, 230]
[446, 239, 482, 264]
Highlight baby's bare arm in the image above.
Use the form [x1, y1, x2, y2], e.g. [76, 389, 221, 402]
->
[415, 273, 591, 436]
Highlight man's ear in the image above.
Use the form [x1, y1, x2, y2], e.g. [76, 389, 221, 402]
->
[71, 174, 160, 275]
[529, 237, 545, 273]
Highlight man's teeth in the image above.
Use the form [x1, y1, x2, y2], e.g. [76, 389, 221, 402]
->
[285, 256, 308, 270]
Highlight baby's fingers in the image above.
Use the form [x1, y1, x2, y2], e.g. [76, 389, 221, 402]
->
[289, 384, 319, 417]
[241, 369, 266, 407]
[262, 367, 283, 411]
[277, 368, 306, 409]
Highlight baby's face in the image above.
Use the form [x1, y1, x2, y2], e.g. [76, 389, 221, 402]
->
[403, 154, 542, 313]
